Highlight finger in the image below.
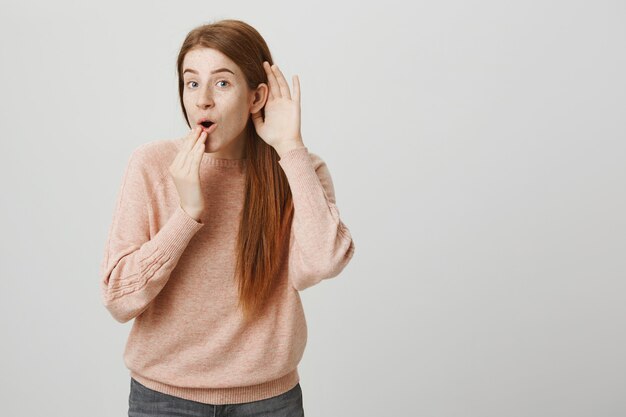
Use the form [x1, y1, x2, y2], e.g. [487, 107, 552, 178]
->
[184, 126, 202, 152]
[293, 75, 300, 104]
[184, 131, 205, 172]
[263, 61, 280, 99]
[272, 64, 291, 100]
[190, 133, 206, 169]
[194, 131, 207, 155]
[172, 129, 196, 169]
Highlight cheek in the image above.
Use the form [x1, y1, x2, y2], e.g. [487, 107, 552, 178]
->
[227, 101, 251, 125]
[237, 108, 252, 129]
[182, 95, 192, 110]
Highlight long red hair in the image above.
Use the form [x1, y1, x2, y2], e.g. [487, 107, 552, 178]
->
[176, 19, 294, 323]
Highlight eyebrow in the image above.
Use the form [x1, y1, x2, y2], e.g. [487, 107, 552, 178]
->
[182, 67, 235, 76]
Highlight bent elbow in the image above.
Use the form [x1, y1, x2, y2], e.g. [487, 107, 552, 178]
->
[290, 240, 355, 291]
[101, 296, 135, 324]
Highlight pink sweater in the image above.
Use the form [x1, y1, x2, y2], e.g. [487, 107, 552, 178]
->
[100, 136, 355, 405]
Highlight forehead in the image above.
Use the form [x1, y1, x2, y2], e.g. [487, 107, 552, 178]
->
[182, 47, 239, 76]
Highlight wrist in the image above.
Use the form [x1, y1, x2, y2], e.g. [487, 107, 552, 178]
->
[180, 204, 202, 222]
[275, 138, 305, 158]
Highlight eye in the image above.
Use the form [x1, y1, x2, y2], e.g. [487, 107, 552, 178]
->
[185, 80, 230, 89]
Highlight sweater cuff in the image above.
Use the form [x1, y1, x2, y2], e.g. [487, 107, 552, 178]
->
[277, 146, 322, 198]
[153, 205, 205, 258]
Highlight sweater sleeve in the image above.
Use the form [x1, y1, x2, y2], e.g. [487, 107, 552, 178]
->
[278, 146, 355, 291]
[100, 146, 204, 323]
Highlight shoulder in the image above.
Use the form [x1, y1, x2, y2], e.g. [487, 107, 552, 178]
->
[125, 137, 178, 189]
[307, 150, 323, 166]
[131, 137, 178, 162]
[305, 150, 327, 172]
[304, 149, 337, 201]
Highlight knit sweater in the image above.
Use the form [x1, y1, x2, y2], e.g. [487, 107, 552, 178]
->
[100, 136, 355, 405]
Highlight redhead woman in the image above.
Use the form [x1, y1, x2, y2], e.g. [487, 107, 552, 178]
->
[100, 19, 355, 417]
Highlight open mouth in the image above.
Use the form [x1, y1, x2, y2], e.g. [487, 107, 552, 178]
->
[198, 119, 217, 135]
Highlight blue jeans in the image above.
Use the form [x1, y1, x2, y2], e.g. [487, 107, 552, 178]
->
[128, 377, 305, 417]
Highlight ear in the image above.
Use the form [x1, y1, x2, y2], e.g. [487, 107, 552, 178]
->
[249, 83, 268, 114]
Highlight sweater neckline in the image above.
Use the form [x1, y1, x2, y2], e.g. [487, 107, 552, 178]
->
[174, 137, 246, 168]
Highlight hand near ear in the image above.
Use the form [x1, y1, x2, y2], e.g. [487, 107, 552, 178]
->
[251, 61, 304, 156]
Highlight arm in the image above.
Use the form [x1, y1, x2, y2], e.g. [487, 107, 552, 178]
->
[100, 147, 204, 323]
[278, 146, 355, 291]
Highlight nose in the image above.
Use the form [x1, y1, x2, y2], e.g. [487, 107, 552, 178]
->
[195, 88, 215, 109]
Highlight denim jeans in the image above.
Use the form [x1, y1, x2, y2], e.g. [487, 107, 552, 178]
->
[128, 377, 305, 417]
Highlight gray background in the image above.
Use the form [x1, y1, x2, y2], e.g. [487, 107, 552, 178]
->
[1, 0, 625, 416]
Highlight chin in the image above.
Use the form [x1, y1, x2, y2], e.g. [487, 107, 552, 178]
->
[204, 140, 224, 153]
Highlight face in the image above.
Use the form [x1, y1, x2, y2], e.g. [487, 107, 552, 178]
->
[181, 47, 267, 158]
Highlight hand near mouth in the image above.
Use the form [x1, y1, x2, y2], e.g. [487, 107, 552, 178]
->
[168, 126, 208, 222]
[251, 61, 304, 157]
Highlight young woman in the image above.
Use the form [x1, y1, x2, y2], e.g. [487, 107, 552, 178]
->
[100, 19, 355, 416]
